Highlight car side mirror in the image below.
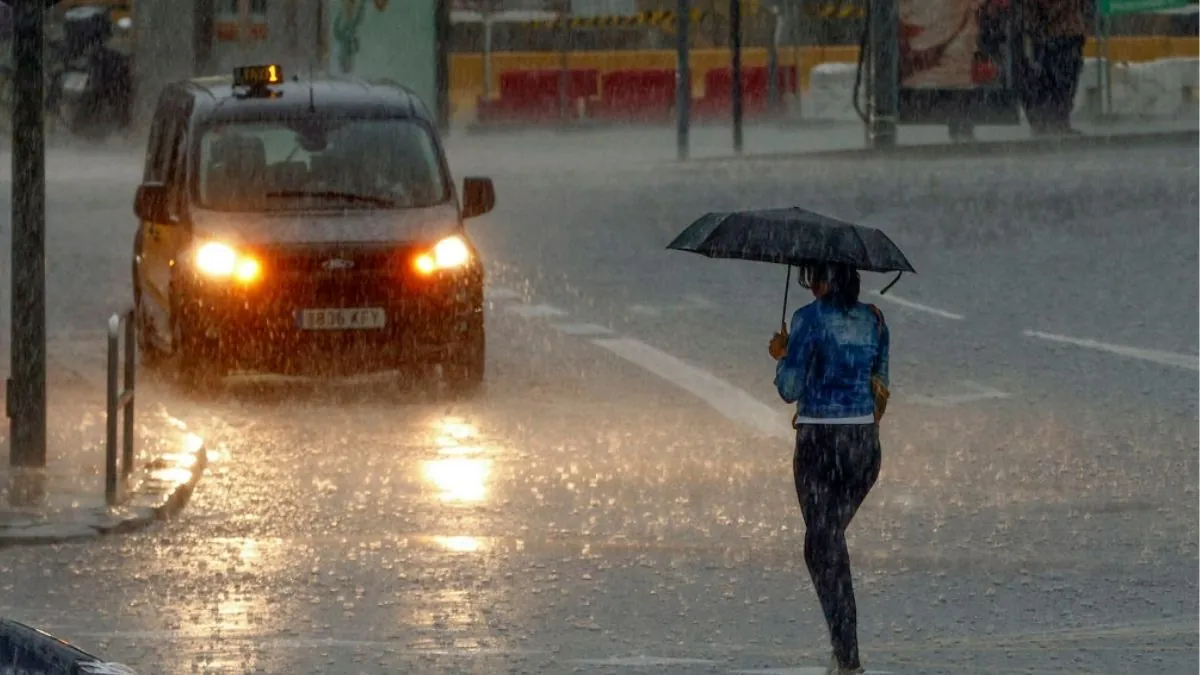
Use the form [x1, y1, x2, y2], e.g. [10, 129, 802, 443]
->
[134, 182, 170, 222]
[461, 177, 495, 220]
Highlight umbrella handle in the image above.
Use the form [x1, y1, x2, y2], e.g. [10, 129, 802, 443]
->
[880, 271, 903, 296]
[781, 265, 791, 329]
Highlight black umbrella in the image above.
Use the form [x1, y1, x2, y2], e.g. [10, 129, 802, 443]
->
[666, 207, 916, 325]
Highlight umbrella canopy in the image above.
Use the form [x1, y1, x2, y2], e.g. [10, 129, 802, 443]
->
[666, 207, 916, 274]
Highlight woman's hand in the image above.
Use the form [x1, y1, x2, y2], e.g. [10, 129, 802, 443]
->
[768, 326, 789, 361]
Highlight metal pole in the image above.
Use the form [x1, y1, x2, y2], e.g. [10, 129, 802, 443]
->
[436, 0, 452, 132]
[105, 315, 119, 506]
[9, 0, 47, 471]
[1093, 8, 1104, 119]
[482, 12, 493, 102]
[121, 311, 135, 481]
[767, 7, 780, 113]
[867, 0, 898, 149]
[1101, 16, 1112, 118]
[557, 11, 570, 125]
[790, 0, 802, 119]
[676, 0, 692, 160]
[730, 0, 743, 154]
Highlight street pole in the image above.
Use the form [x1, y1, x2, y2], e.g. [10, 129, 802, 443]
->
[730, 0, 743, 154]
[675, 0, 691, 160]
[767, 7, 780, 113]
[557, 10, 570, 125]
[9, 0, 48, 475]
[867, 0, 898, 149]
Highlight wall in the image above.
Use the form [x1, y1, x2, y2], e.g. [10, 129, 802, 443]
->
[326, 0, 441, 119]
[206, 0, 324, 78]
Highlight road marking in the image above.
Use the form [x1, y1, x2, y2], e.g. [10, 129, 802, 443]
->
[906, 380, 1010, 407]
[629, 294, 717, 317]
[551, 322, 615, 336]
[867, 291, 964, 321]
[505, 303, 569, 319]
[729, 662, 892, 667]
[591, 337, 792, 440]
[58, 630, 540, 654]
[485, 286, 522, 302]
[572, 656, 718, 666]
[1024, 330, 1198, 371]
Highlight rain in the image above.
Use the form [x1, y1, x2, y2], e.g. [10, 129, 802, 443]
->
[0, 1, 1197, 674]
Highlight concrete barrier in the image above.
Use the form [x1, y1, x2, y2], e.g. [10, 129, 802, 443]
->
[1077, 56, 1200, 118]
[447, 38, 1198, 121]
[801, 57, 1200, 123]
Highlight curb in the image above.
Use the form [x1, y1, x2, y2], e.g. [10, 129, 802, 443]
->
[458, 118, 771, 135]
[683, 128, 1199, 164]
[0, 441, 208, 548]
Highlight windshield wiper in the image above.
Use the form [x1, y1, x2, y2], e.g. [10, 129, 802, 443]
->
[264, 190, 397, 207]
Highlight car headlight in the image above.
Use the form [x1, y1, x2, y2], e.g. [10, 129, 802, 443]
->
[195, 242, 261, 283]
[414, 235, 471, 275]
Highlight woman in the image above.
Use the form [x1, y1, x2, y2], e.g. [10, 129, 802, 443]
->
[768, 262, 889, 675]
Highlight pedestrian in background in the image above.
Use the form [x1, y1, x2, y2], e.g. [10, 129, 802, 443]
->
[768, 262, 890, 675]
[1021, 0, 1088, 134]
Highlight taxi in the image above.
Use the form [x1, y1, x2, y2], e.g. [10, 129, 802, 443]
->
[131, 64, 496, 392]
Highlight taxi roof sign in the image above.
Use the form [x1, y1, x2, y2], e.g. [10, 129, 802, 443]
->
[233, 64, 283, 88]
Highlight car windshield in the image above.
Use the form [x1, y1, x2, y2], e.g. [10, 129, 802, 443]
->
[194, 117, 448, 212]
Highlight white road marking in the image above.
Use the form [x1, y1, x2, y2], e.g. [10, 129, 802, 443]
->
[729, 662, 892, 667]
[867, 291, 964, 321]
[505, 303, 569, 319]
[551, 322, 615, 336]
[484, 286, 522, 301]
[1023, 330, 1199, 371]
[591, 337, 792, 440]
[629, 294, 717, 317]
[58, 630, 540, 654]
[628, 304, 664, 317]
[572, 655, 718, 666]
[905, 380, 1011, 407]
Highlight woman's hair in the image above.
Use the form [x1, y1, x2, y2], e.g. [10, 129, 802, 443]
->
[799, 263, 861, 310]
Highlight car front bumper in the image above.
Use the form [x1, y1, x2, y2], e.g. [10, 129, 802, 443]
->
[177, 267, 483, 375]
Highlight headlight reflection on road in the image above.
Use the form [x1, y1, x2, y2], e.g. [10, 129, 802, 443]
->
[422, 457, 491, 503]
[424, 418, 491, 503]
[432, 535, 485, 553]
[434, 417, 476, 445]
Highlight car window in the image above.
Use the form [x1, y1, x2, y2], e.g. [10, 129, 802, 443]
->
[194, 118, 448, 212]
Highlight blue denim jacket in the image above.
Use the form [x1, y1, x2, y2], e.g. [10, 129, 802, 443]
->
[774, 299, 889, 419]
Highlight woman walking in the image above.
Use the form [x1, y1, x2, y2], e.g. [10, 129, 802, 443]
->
[768, 262, 890, 675]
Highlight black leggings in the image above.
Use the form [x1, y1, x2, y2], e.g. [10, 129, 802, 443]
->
[793, 423, 882, 670]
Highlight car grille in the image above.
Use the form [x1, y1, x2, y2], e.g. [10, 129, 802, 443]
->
[252, 245, 422, 306]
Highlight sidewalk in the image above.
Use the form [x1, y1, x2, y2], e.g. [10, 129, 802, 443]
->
[0, 115, 1192, 185]
[0, 371, 207, 547]
[445, 117, 1199, 175]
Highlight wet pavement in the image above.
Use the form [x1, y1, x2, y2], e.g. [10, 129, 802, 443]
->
[0, 137, 1196, 674]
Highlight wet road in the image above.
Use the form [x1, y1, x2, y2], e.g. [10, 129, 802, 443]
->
[0, 139, 1197, 674]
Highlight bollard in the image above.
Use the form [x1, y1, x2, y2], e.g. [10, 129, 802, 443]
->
[105, 314, 119, 505]
[121, 309, 135, 481]
[104, 310, 137, 507]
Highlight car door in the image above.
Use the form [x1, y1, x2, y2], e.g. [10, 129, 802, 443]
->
[137, 95, 192, 346]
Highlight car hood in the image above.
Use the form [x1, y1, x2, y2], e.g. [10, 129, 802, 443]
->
[190, 203, 462, 247]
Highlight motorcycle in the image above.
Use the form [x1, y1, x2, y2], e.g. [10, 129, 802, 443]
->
[48, 4, 134, 140]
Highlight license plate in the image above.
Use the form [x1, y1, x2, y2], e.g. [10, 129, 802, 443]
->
[62, 72, 88, 93]
[297, 308, 387, 331]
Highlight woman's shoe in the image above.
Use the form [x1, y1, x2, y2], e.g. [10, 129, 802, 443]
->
[825, 652, 865, 675]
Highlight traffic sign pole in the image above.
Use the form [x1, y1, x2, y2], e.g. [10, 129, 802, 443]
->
[9, 0, 49, 476]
